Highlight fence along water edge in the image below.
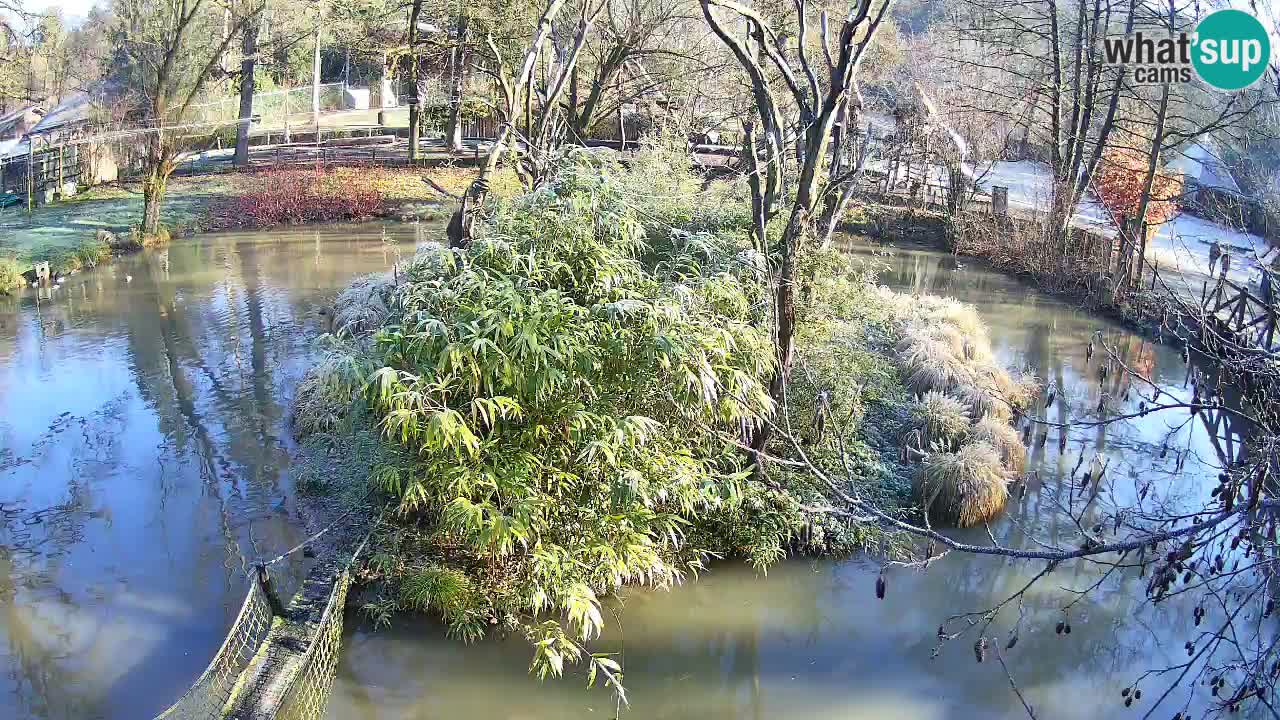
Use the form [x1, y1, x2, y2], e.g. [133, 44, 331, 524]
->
[153, 522, 370, 720]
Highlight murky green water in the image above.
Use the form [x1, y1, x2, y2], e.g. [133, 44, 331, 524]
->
[326, 239, 1245, 720]
[0, 222, 433, 720]
[0, 228, 1252, 719]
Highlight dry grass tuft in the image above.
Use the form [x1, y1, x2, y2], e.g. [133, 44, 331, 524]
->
[954, 372, 1014, 422]
[895, 322, 963, 357]
[970, 415, 1028, 473]
[890, 290, 1038, 528]
[909, 390, 971, 450]
[898, 335, 973, 394]
[911, 295, 989, 340]
[914, 441, 1009, 528]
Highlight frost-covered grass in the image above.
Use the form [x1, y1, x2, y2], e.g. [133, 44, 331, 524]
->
[885, 290, 1036, 527]
[0, 176, 236, 273]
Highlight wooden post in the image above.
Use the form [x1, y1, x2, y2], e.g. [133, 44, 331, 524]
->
[26, 143, 34, 212]
[992, 186, 1009, 217]
[256, 563, 288, 617]
[283, 89, 292, 144]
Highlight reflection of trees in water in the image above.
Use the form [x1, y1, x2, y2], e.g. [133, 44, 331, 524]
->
[0, 406, 130, 719]
[0, 558, 97, 719]
[0, 230, 414, 717]
[0, 229, 416, 720]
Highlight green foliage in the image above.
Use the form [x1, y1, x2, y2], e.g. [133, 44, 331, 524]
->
[74, 237, 111, 269]
[0, 257, 21, 293]
[399, 565, 488, 642]
[25, 243, 83, 275]
[365, 151, 775, 676]
[420, 98, 493, 129]
[292, 339, 375, 436]
[615, 128, 754, 239]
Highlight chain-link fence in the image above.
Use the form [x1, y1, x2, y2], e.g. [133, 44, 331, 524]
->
[153, 516, 371, 720]
[154, 579, 275, 719]
[188, 84, 352, 132]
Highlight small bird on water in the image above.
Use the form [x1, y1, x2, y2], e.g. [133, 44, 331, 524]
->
[124, 274, 133, 283]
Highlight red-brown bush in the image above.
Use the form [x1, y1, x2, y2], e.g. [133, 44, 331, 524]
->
[1094, 148, 1183, 228]
[212, 166, 385, 228]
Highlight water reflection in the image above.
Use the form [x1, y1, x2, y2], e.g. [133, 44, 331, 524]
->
[0, 222, 437, 719]
[327, 238, 1245, 720]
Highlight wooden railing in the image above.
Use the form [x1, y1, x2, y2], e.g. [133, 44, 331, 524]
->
[1201, 269, 1279, 353]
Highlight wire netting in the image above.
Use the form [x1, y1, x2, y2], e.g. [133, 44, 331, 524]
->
[188, 84, 353, 131]
[154, 579, 275, 719]
[274, 569, 353, 720]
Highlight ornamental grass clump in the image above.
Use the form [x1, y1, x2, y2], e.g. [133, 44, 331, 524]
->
[889, 292, 1037, 527]
[914, 441, 1009, 528]
[899, 334, 973, 395]
[909, 390, 971, 451]
[970, 415, 1028, 473]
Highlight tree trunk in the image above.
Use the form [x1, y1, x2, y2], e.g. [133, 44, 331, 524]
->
[141, 135, 172, 237]
[407, 0, 423, 162]
[141, 170, 166, 237]
[234, 19, 260, 167]
[1132, 82, 1170, 290]
[444, 14, 470, 152]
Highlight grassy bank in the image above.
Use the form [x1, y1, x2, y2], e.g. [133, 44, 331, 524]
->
[0, 164, 516, 293]
[0, 176, 235, 288]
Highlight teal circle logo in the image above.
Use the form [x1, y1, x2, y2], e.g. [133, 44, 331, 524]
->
[1192, 9, 1272, 90]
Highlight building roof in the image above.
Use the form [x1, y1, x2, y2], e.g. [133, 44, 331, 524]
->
[29, 91, 95, 135]
[0, 138, 27, 160]
[0, 105, 43, 135]
[28, 77, 131, 137]
[1167, 141, 1244, 196]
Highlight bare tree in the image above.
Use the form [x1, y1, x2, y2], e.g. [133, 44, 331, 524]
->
[115, 0, 262, 236]
[475, 1, 599, 173]
[699, 0, 893, 456]
[564, 0, 709, 140]
[444, 10, 470, 151]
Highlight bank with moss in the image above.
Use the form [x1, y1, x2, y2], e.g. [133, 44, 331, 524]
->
[0, 165, 498, 294]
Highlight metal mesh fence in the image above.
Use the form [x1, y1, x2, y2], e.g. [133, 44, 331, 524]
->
[154, 579, 275, 719]
[188, 84, 352, 131]
[274, 570, 353, 720]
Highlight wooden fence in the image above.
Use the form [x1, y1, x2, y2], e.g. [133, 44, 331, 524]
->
[1200, 269, 1279, 353]
[0, 144, 81, 206]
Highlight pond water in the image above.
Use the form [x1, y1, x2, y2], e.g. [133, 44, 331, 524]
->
[0, 227, 1253, 720]
[326, 238, 1248, 720]
[0, 222, 430, 720]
